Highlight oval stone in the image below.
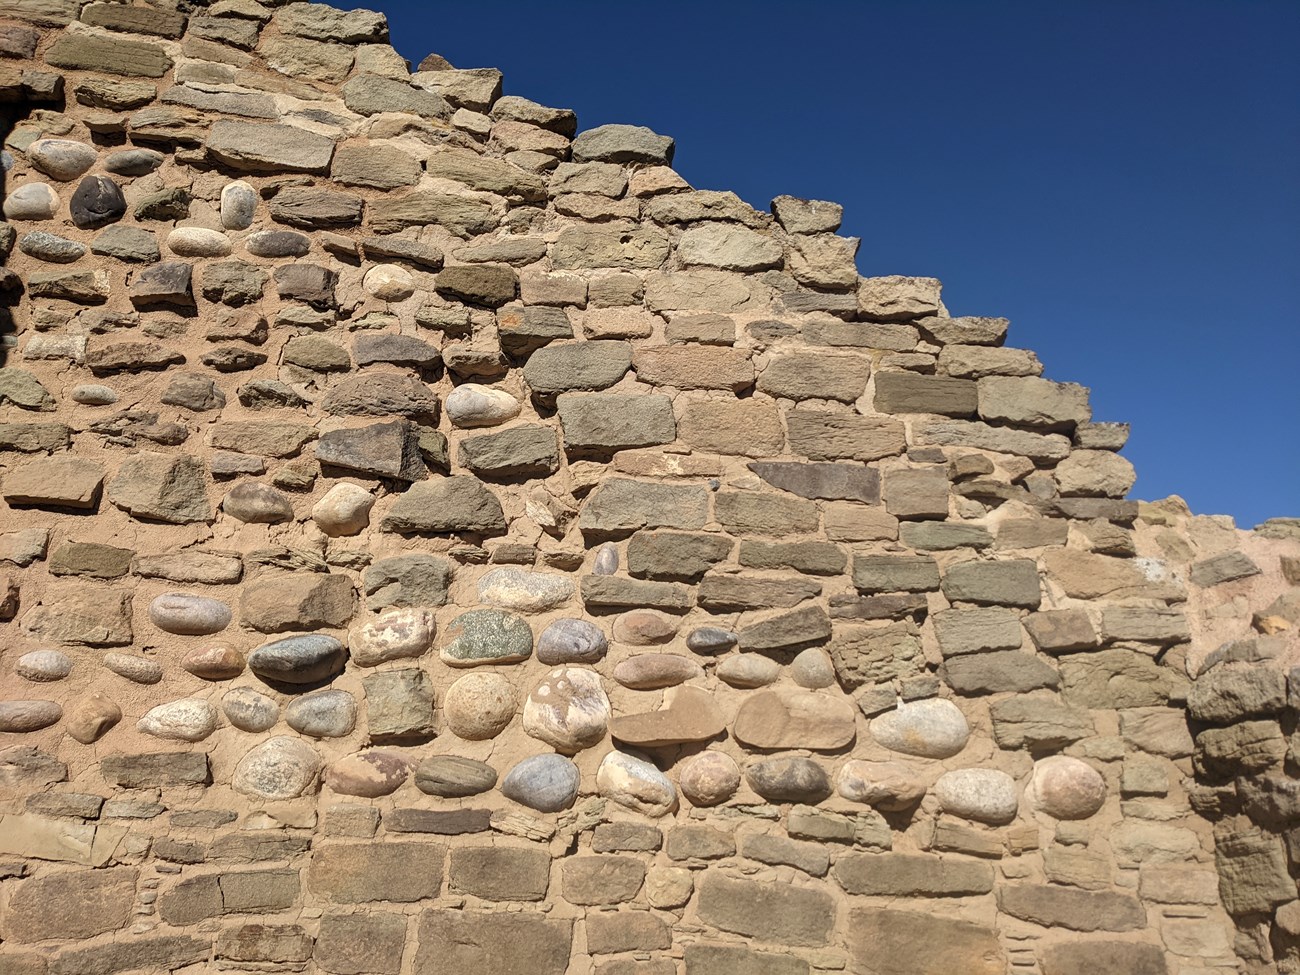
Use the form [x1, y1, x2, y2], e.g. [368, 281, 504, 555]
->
[1031, 755, 1107, 820]
[746, 757, 832, 804]
[4, 182, 60, 220]
[612, 609, 678, 645]
[445, 383, 521, 428]
[222, 686, 279, 732]
[501, 753, 580, 812]
[16, 650, 73, 681]
[592, 542, 618, 575]
[350, 608, 435, 667]
[66, 692, 121, 743]
[444, 672, 516, 740]
[28, 139, 97, 181]
[687, 626, 739, 655]
[836, 759, 926, 811]
[285, 689, 357, 739]
[220, 180, 257, 230]
[414, 755, 498, 798]
[70, 175, 125, 228]
[612, 653, 703, 690]
[105, 148, 164, 176]
[72, 384, 119, 405]
[138, 699, 220, 742]
[148, 592, 232, 635]
[597, 750, 677, 817]
[167, 227, 232, 257]
[791, 647, 837, 689]
[223, 483, 294, 523]
[248, 634, 346, 684]
[679, 751, 741, 807]
[181, 645, 245, 680]
[523, 666, 610, 753]
[312, 482, 374, 536]
[363, 263, 415, 301]
[327, 751, 409, 798]
[233, 735, 321, 800]
[0, 700, 62, 733]
[245, 230, 310, 258]
[441, 609, 533, 667]
[717, 654, 780, 688]
[537, 618, 608, 665]
[870, 698, 970, 759]
[934, 768, 1019, 825]
[20, 230, 86, 263]
[104, 653, 162, 684]
[476, 567, 574, 613]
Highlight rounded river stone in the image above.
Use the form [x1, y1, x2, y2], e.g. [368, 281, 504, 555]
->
[349, 607, 435, 666]
[148, 592, 233, 635]
[66, 692, 121, 743]
[363, 263, 415, 301]
[745, 756, 832, 804]
[597, 750, 677, 817]
[220, 180, 257, 230]
[312, 482, 374, 536]
[234, 735, 321, 800]
[70, 175, 126, 228]
[445, 383, 521, 427]
[72, 384, 119, 405]
[15, 650, 73, 681]
[440, 608, 533, 667]
[679, 750, 740, 807]
[476, 566, 574, 613]
[537, 618, 608, 665]
[19, 230, 86, 263]
[716, 653, 780, 688]
[612, 653, 703, 690]
[245, 230, 310, 258]
[870, 698, 970, 759]
[223, 482, 294, 523]
[222, 686, 279, 732]
[137, 698, 220, 742]
[181, 645, 245, 680]
[592, 541, 618, 575]
[0, 700, 62, 733]
[1031, 755, 1107, 820]
[687, 626, 738, 655]
[612, 609, 678, 645]
[836, 759, 926, 811]
[3, 182, 59, 220]
[501, 753, 580, 812]
[104, 653, 162, 684]
[790, 647, 836, 689]
[522, 666, 610, 753]
[934, 768, 1019, 825]
[285, 688, 357, 739]
[105, 148, 164, 176]
[414, 755, 498, 797]
[28, 139, 97, 181]
[443, 672, 515, 740]
[248, 634, 346, 684]
[327, 751, 409, 798]
[167, 227, 232, 258]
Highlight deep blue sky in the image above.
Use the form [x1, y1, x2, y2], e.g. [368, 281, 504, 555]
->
[348, 0, 1299, 528]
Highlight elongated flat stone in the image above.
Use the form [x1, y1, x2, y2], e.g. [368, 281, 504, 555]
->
[248, 635, 346, 684]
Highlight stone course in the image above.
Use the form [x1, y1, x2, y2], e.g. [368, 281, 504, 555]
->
[0, 4, 1296, 973]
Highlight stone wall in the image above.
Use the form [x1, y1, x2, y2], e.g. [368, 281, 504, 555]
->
[1, 2, 1299, 973]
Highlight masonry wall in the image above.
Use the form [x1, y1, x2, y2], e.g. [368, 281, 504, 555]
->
[1, 3, 1299, 974]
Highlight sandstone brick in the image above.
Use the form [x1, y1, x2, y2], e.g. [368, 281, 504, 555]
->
[585, 911, 671, 953]
[834, 853, 993, 896]
[677, 398, 785, 456]
[561, 855, 645, 905]
[414, 911, 572, 975]
[786, 410, 906, 461]
[308, 842, 444, 903]
[448, 845, 550, 901]
[683, 945, 809, 975]
[846, 908, 1004, 975]
[632, 346, 754, 390]
[314, 911, 407, 975]
[697, 873, 835, 946]
[3, 867, 136, 942]
[873, 372, 976, 416]
[714, 492, 818, 536]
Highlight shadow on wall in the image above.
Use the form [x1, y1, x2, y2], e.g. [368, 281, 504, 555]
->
[2, 95, 31, 368]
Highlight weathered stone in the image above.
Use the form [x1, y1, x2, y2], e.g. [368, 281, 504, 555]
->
[382, 477, 506, 535]
[932, 607, 1021, 656]
[314, 911, 407, 974]
[934, 768, 1017, 824]
[597, 750, 677, 816]
[363, 669, 435, 743]
[15, 650, 73, 682]
[846, 908, 1004, 975]
[240, 574, 354, 633]
[441, 672, 514, 740]
[349, 608, 435, 668]
[835, 852, 992, 896]
[579, 479, 711, 537]
[836, 760, 926, 811]
[625, 531, 731, 581]
[109, 452, 211, 523]
[1214, 828, 1294, 915]
[414, 911, 572, 974]
[941, 558, 1041, 607]
[138, 698, 219, 742]
[3, 867, 137, 942]
[699, 574, 822, 611]
[501, 753, 579, 812]
[677, 398, 786, 456]
[30, 268, 112, 304]
[748, 460, 879, 502]
[414, 756, 497, 797]
[523, 666, 609, 752]
[233, 736, 320, 800]
[1054, 449, 1136, 498]
[206, 120, 334, 173]
[21, 588, 132, 646]
[248, 634, 346, 684]
[102, 654, 161, 684]
[4, 182, 60, 220]
[746, 757, 832, 804]
[572, 123, 673, 164]
[19, 230, 87, 263]
[978, 375, 1090, 428]
[1030, 755, 1107, 819]
[46, 30, 171, 77]
[851, 554, 940, 593]
[697, 873, 834, 946]
[309, 842, 443, 904]
[941, 650, 1059, 695]
[69, 175, 126, 228]
[997, 883, 1145, 931]
[0, 701, 62, 733]
[679, 751, 741, 806]
[147, 593, 231, 636]
[284, 689, 357, 740]
[786, 410, 907, 461]
[684, 945, 809, 975]
[827, 622, 923, 687]
[1039, 942, 1167, 975]
[537, 618, 608, 664]
[1024, 609, 1099, 653]
[3, 457, 106, 510]
[1187, 665, 1286, 723]
[990, 694, 1094, 750]
[441, 608, 533, 666]
[734, 689, 856, 750]
[362, 555, 453, 610]
[370, 190, 498, 237]
[869, 698, 969, 757]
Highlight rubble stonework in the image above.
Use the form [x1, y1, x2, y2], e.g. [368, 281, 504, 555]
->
[1, 2, 1299, 973]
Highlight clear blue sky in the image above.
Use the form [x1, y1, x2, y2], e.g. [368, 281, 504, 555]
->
[348, 0, 1299, 528]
